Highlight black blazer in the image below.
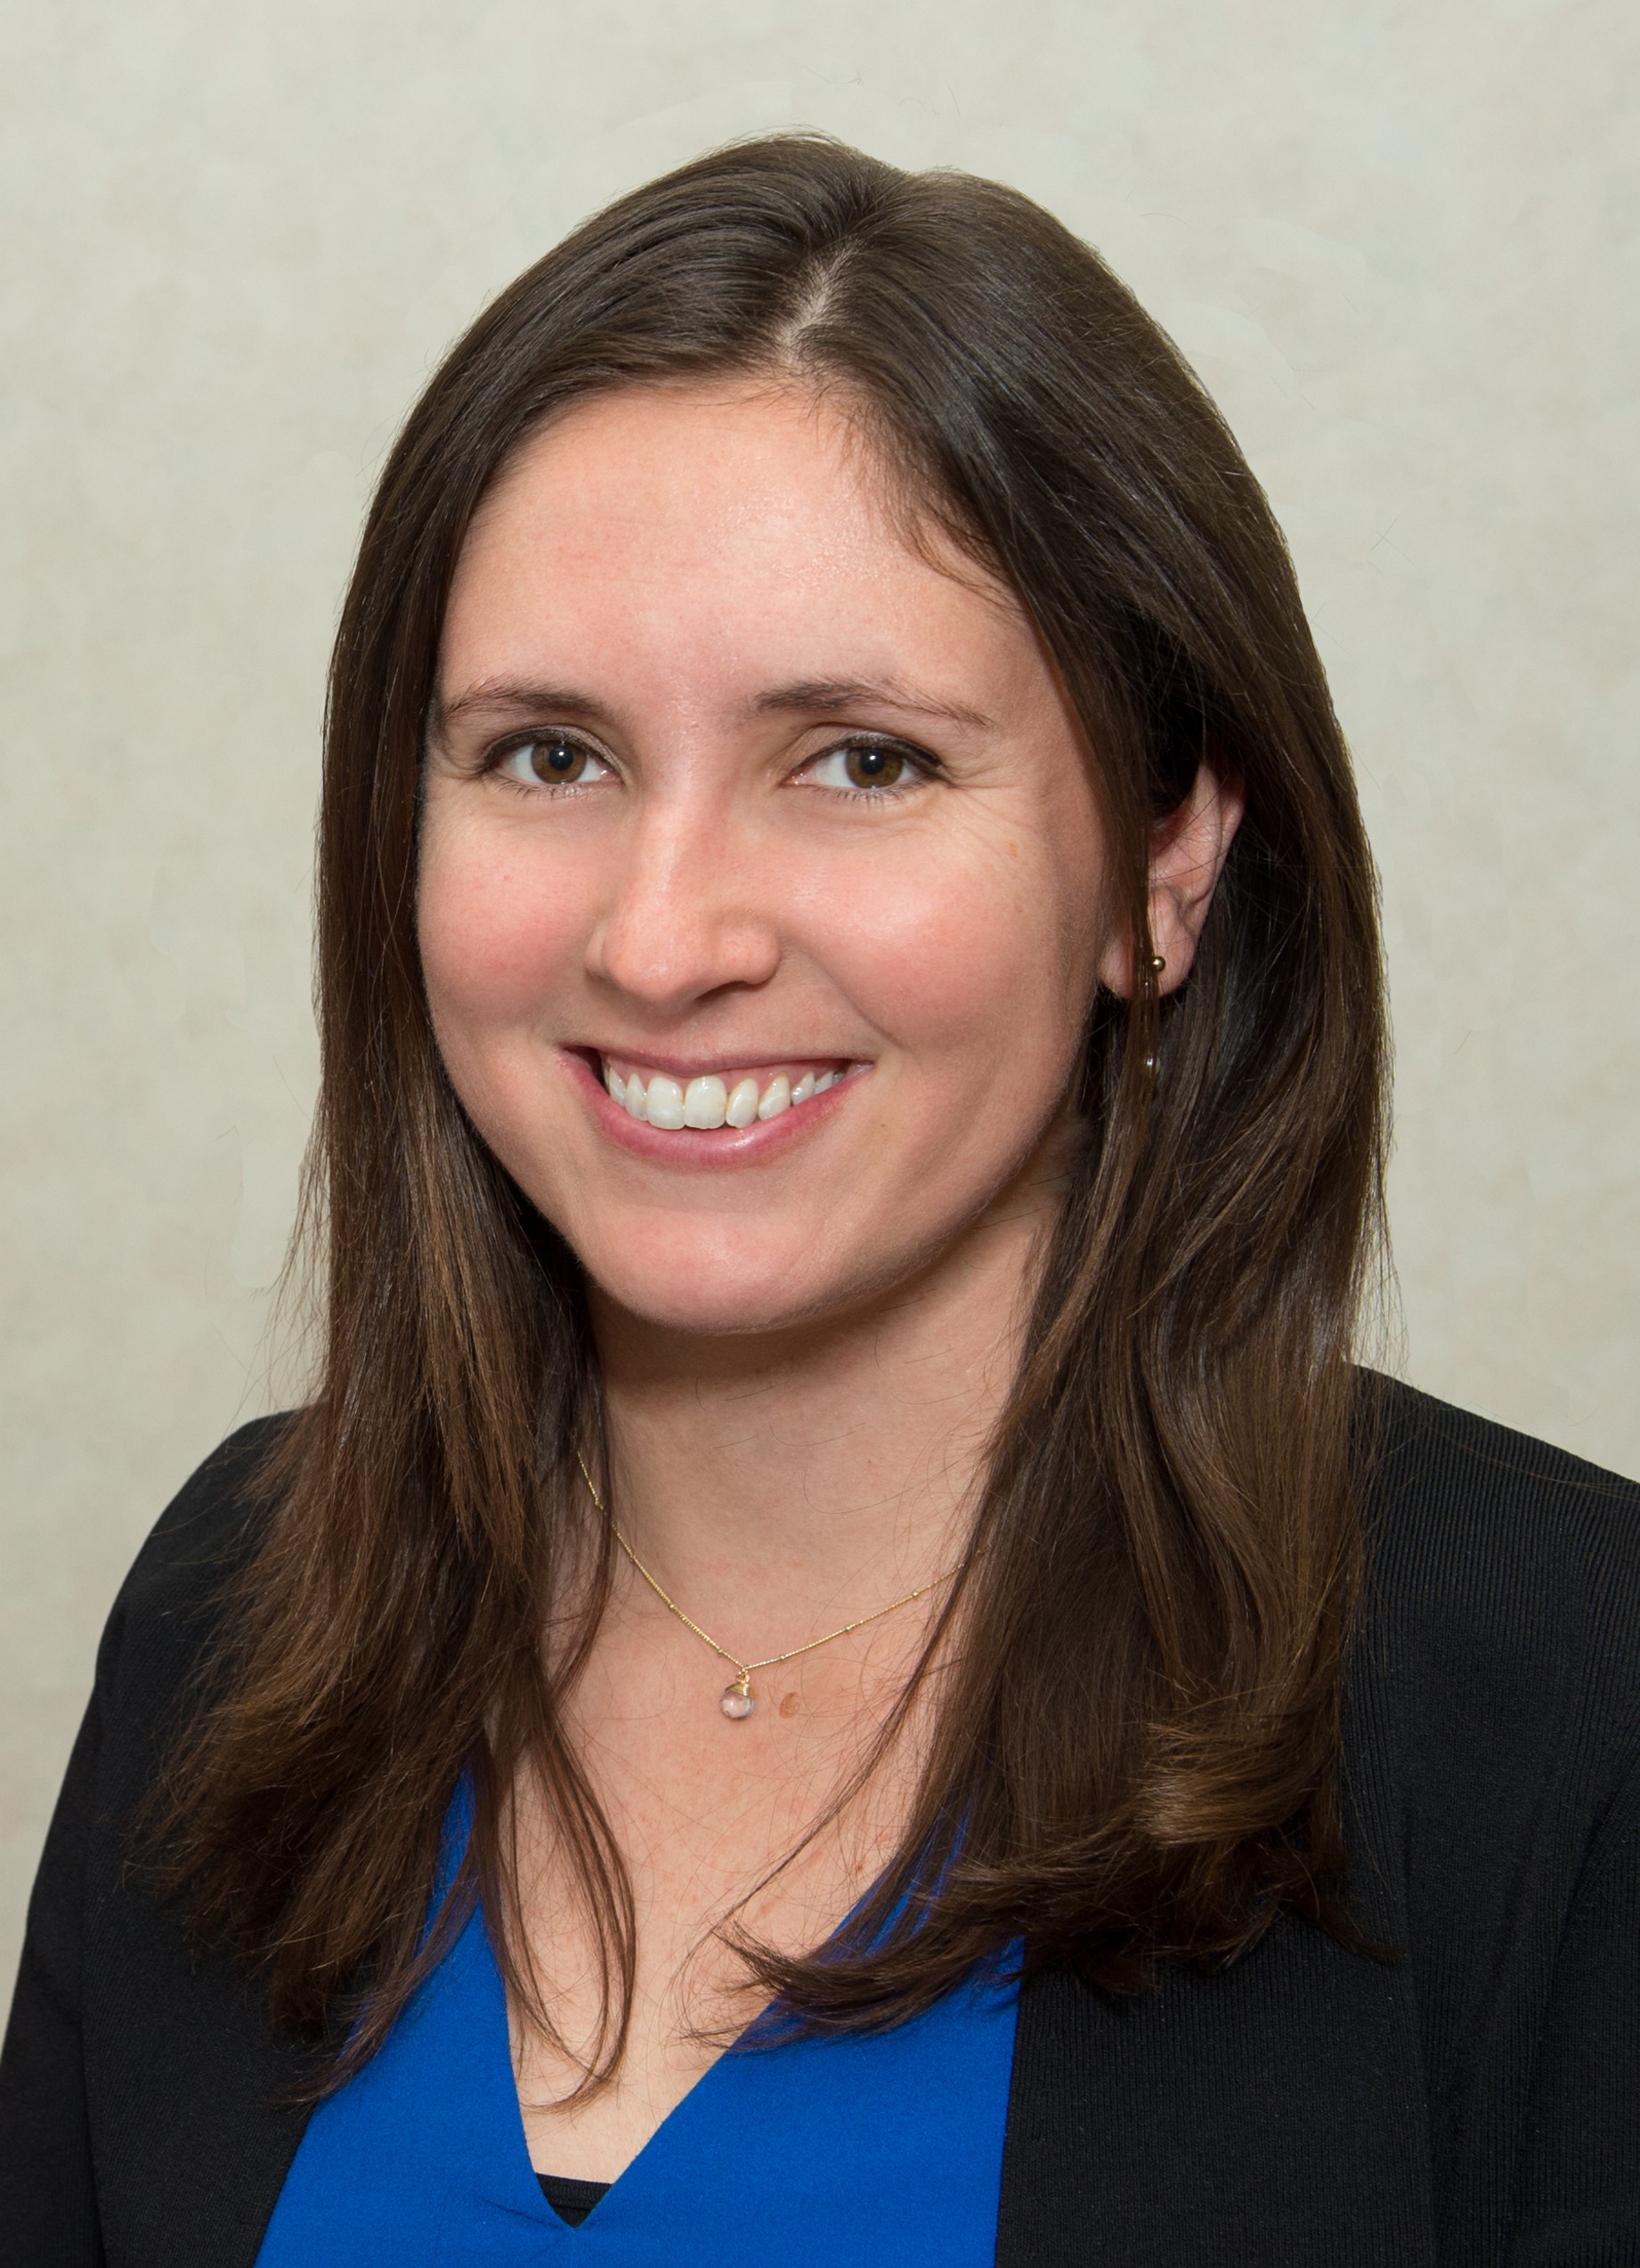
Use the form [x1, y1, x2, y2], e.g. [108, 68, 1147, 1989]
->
[2, 1379, 1636, 2266]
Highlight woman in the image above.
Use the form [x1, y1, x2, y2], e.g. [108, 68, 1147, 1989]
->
[2, 134, 1635, 2266]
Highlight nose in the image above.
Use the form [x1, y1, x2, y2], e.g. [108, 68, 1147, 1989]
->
[585, 792, 782, 1015]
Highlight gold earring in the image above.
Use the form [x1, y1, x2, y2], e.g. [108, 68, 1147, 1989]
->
[1144, 952, 1165, 1076]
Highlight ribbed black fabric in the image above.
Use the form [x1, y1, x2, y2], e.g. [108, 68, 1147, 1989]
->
[993, 1381, 1640, 2267]
[0, 1419, 321, 2268]
[537, 2170, 612, 2226]
[1, 1378, 1636, 2266]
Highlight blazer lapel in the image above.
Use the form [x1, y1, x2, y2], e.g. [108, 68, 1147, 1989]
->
[83, 1846, 316, 2268]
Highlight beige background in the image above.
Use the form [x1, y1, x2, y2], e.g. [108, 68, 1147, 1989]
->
[3, 0, 1636, 1995]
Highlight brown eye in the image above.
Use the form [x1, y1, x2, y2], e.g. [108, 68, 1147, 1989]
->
[529, 734, 591, 784]
[494, 733, 614, 793]
[841, 743, 906, 790]
[792, 738, 932, 797]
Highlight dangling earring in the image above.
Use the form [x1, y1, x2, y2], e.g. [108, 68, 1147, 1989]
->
[1143, 954, 1165, 1075]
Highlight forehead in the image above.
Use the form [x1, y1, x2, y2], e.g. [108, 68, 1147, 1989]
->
[439, 381, 1038, 714]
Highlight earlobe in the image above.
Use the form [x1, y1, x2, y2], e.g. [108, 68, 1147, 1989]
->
[1097, 763, 1245, 998]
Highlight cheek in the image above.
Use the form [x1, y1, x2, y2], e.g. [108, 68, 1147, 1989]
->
[805, 822, 1101, 1081]
[417, 822, 587, 1038]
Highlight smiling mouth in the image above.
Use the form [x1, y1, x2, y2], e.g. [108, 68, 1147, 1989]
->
[596, 1055, 860, 1131]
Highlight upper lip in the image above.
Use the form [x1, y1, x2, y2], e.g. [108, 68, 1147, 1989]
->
[575, 1045, 861, 1077]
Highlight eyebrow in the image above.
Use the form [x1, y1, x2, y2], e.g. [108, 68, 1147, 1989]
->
[751, 678, 997, 732]
[433, 681, 604, 731]
[433, 675, 996, 736]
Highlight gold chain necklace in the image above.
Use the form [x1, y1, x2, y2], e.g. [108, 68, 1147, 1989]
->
[575, 1451, 966, 1721]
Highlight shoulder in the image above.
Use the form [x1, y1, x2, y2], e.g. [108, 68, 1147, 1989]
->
[117, 1411, 296, 1602]
[1357, 1370, 1640, 1688]
[95, 1411, 300, 1728]
[1347, 1372, 1640, 1932]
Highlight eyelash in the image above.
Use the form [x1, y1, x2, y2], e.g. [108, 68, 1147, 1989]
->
[795, 736, 940, 801]
[483, 731, 614, 797]
[483, 731, 942, 801]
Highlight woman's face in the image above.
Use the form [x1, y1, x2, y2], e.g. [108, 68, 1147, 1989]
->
[419, 381, 1110, 1337]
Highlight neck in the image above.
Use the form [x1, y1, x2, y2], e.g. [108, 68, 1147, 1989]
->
[586, 1194, 1053, 1649]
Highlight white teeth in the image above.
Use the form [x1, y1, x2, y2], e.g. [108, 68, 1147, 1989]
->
[725, 1077, 760, 1128]
[683, 1075, 727, 1129]
[645, 1073, 686, 1130]
[604, 1061, 849, 1132]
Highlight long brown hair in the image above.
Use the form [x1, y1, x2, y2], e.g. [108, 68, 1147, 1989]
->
[151, 133, 1389, 2085]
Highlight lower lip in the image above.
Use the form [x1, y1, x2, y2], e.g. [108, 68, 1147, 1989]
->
[564, 1052, 866, 1167]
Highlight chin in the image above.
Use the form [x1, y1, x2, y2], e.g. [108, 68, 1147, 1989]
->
[588, 1268, 848, 1339]
[567, 1215, 891, 1341]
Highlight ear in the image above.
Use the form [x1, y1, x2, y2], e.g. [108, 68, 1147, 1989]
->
[1097, 760, 1245, 998]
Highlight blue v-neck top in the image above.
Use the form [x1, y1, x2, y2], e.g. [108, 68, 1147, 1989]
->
[254, 1809, 1020, 2267]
